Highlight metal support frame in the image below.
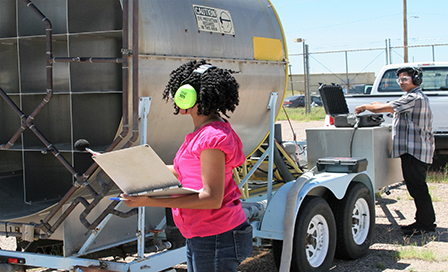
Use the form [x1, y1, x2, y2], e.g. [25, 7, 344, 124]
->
[76, 211, 119, 256]
[238, 92, 278, 203]
[137, 97, 152, 258]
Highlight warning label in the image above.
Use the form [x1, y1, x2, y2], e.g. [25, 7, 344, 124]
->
[193, 5, 235, 35]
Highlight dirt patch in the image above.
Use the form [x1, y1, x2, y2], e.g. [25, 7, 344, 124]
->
[329, 182, 448, 271]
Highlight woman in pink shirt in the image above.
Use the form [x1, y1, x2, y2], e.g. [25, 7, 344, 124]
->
[122, 60, 252, 271]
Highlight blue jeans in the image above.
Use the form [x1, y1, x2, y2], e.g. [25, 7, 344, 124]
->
[186, 220, 253, 272]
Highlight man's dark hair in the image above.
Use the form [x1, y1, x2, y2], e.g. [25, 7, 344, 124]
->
[162, 59, 240, 117]
[396, 66, 423, 86]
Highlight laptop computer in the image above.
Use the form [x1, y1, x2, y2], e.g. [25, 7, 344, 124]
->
[92, 144, 201, 197]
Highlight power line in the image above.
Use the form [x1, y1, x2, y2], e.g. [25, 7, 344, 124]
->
[309, 55, 345, 82]
[351, 50, 385, 82]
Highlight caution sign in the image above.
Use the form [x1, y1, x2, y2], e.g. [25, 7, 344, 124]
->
[193, 5, 235, 35]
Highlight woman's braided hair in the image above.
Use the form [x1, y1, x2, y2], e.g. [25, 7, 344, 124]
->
[162, 59, 239, 117]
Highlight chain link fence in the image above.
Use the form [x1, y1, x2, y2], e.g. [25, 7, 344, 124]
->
[287, 42, 448, 95]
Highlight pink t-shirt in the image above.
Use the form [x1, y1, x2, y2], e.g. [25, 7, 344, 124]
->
[172, 120, 247, 238]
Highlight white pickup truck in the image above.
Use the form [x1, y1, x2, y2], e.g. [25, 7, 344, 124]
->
[344, 62, 448, 154]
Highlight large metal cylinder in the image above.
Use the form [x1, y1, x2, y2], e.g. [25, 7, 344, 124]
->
[0, 0, 287, 223]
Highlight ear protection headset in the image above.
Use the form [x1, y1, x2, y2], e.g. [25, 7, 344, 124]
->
[174, 64, 216, 109]
[396, 66, 423, 86]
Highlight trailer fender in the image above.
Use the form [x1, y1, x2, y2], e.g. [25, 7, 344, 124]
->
[256, 171, 373, 240]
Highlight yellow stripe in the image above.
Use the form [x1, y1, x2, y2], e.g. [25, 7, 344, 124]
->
[267, 0, 289, 117]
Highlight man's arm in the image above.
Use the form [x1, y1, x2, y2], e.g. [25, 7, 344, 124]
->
[355, 101, 394, 114]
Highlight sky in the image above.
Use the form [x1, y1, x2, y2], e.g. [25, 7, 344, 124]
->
[270, 0, 448, 75]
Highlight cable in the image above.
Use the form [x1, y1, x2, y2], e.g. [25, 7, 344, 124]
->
[349, 118, 360, 157]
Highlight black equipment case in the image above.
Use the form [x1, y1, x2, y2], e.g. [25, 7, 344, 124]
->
[317, 157, 368, 173]
[318, 84, 384, 127]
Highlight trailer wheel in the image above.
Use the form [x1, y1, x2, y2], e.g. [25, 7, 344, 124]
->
[333, 182, 375, 260]
[272, 196, 336, 271]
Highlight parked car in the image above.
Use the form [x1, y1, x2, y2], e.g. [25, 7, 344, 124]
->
[283, 95, 322, 108]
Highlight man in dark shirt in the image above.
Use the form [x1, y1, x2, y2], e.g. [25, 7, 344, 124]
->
[355, 66, 436, 236]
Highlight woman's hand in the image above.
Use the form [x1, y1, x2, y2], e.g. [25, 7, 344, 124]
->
[120, 194, 155, 207]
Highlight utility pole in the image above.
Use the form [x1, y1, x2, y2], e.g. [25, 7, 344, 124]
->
[288, 65, 294, 95]
[304, 44, 311, 114]
[432, 45, 435, 62]
[389, 39, 392, 64]
[294, 38, 311, 114]
[403, 0, 408, 63]
[385, 39, 389, 65]
[345, 51, 350, 93]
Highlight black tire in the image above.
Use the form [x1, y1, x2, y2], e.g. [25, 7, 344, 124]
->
[332, 182, 375, 260]
[272, 196, 337, 272]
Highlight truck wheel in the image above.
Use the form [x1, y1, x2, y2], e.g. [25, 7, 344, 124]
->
[333, 182, 375, 260]
[272, 196, 337, 271]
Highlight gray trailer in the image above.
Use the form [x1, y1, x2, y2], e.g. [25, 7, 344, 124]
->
[0, 1, 402, 271]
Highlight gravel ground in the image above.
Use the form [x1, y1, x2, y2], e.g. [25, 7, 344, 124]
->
[2, 120, 448, 271]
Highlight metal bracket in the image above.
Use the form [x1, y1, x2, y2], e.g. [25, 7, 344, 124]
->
[121, 48, 133, 55]
[139, 97, 152, 146]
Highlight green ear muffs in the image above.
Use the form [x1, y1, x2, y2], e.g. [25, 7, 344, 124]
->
[173, 64, 215, 109]
[174, 84, 197, 109]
